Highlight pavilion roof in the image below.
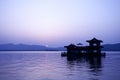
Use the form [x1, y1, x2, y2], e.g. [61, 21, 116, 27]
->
[86, 38, 103, 43]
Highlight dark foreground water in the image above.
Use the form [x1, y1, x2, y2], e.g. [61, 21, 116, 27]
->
[0, 51, 120, 80]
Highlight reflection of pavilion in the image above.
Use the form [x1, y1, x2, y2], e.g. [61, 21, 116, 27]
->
[64, 53, 105, 80]
[62, 38, 105, 57]
[67, 55, 104, 72]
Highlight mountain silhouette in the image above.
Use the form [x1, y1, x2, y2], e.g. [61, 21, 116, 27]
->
[0, 43, 46, 51]
[0, 43, 119, 51]
[102, 43, 120, 51]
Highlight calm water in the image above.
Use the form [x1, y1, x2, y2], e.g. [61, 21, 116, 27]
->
[0, 51, 120, 80]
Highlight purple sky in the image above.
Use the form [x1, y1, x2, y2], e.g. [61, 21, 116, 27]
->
[0, 0, 120, 47]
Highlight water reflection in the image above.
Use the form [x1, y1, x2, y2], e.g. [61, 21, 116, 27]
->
[67, 56, 103, 67]
[66, 56, 105, 79]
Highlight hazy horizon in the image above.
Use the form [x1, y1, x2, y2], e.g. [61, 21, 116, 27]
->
[0, 41, 120, 47]
[0, 0, 120, 47]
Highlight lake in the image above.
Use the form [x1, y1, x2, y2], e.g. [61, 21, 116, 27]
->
[0, 51, 120, 80]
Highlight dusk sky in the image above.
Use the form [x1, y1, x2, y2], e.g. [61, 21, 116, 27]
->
[0, 0, 120, 47]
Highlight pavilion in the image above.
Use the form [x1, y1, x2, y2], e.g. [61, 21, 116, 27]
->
[63, 38, 105, 57]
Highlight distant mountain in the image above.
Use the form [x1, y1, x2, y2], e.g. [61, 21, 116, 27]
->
[0, 43, 66, 51]
[0, 43, 46, 51]
[102, 43, 120, 51]
[0, 43, 120, 51]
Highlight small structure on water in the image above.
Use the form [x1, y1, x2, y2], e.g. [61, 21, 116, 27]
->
[62, 38, 105, 57]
